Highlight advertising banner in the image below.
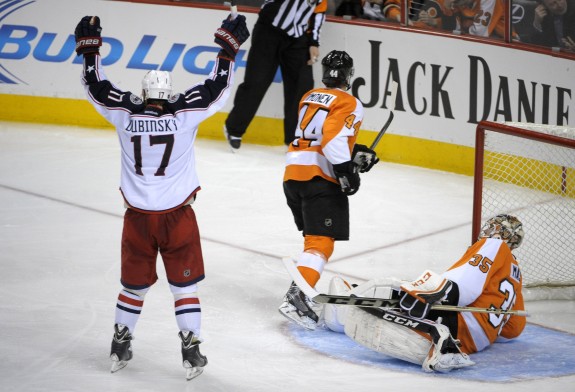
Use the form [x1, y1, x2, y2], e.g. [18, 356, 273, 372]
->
[1, 0, 572, 150]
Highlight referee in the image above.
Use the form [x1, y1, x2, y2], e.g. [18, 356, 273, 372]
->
[224, 0, 327, 150]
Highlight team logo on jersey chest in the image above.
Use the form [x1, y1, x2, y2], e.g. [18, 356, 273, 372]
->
[324, 218, 332, 227]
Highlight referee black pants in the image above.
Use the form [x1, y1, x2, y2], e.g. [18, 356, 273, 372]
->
[225, 20, 314, 145]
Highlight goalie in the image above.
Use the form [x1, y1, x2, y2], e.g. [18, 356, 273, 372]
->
[323, 214, 527, 373]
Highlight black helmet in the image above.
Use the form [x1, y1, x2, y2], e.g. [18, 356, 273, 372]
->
[321, 50, 354, 90]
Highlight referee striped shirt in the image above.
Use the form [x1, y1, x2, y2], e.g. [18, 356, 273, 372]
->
[259, 0, 327, 44]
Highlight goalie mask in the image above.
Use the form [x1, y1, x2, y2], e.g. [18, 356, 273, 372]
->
[479, 214, 524, 250]
[321, 50, 354, 90]
[142, 70, 172, 101]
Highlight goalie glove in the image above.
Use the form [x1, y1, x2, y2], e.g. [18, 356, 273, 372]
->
[399, 270, 454, 319]
[333, 161, 360, 195]
[75, 16, 102, 56]
[352, 144, 379, 173]
[214, 14, 250, 60]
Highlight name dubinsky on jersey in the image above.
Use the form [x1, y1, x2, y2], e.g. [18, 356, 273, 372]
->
[284, 88, 364, 184]
[81, 54, 234, 213]
[442, 237, 526, 353]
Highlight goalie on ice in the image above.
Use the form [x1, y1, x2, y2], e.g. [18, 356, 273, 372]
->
[297, 214, 527, 373]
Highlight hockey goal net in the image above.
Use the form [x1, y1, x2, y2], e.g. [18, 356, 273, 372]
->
[472, 121, 575, 300]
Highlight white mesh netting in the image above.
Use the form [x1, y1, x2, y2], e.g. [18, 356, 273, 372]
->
[480, 122, 575, 293]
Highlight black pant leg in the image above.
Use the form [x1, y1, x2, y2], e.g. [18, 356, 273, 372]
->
[279, 36, 314, 145]
[225, 22, 282, 138]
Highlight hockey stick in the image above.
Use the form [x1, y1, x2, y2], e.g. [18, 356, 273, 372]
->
[369, 80, 398, 150]
[281, 257, 529, 317]
[230, 0, 238, 19]
[314, 294, 529, 317]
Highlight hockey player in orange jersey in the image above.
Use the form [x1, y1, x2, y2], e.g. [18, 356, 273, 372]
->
[324, 214, 526, 372]
[279, 50, 380, 330]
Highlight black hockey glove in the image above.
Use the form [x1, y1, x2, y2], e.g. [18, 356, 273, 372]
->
[333, 161, 360, 195]
[399, 293, 432, 319]
[352, 144, 379, 173]
[214, 14, 250, 60]
[75, 16, 102, 56]
[399, 275, 456, 320]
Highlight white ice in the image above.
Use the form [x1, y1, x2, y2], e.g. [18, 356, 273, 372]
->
[0, 122, 573, 392]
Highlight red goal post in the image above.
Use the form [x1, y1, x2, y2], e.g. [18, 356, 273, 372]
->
[472, 121, 575, 299]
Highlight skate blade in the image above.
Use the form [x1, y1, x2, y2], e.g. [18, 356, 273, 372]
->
[110, 354, 128, 373]
[185, 366, 204, 380]
[278, 307, 317, 331]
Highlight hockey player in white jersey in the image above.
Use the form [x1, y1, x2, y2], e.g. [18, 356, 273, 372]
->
[75, 14, 249, 380]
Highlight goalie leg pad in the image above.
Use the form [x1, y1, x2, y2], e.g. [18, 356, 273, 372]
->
[344, 307, 432, 365]
[323, 276, 352, 333]
[349, 277, 404, 299]
[324, 276, 404, 333]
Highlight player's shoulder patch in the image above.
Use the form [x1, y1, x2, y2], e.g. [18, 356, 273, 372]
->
[168, 93, 180, 103]
[130, 94, 143, 105]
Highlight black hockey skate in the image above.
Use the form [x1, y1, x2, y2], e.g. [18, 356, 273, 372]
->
[179, 331, 207, 381]
[110, 324, 133, 373]
[278, 282, 319, 330]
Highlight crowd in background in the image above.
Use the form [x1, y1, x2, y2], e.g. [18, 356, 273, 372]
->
[171, 0, 575, 52]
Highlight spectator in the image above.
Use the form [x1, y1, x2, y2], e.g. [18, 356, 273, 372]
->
[335, 0, 364, 17]
[363, 0, 387, 20]
[382, 0, 401, 22]
[530, 0, 575, 51]
[406, 0, 518, 39]
[408, 0, 458, 31]
[223, 0, 327, 151]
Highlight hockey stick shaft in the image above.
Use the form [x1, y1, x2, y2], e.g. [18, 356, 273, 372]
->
[369, 112, 393, 150]
[369, 80, 398, 150]
[282, 258, 528, 317]
[431, 304, 529, 317]
[230, 0, 238, 19]
[314, 293, 529, 317]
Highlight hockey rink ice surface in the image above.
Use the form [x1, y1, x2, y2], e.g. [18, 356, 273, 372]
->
[1, 122, 574, 392]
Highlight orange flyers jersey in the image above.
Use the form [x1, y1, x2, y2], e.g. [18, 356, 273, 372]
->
[283, 88, 363, 184]
[442, 238, 526, 354]
[459, 0, 510, 38]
